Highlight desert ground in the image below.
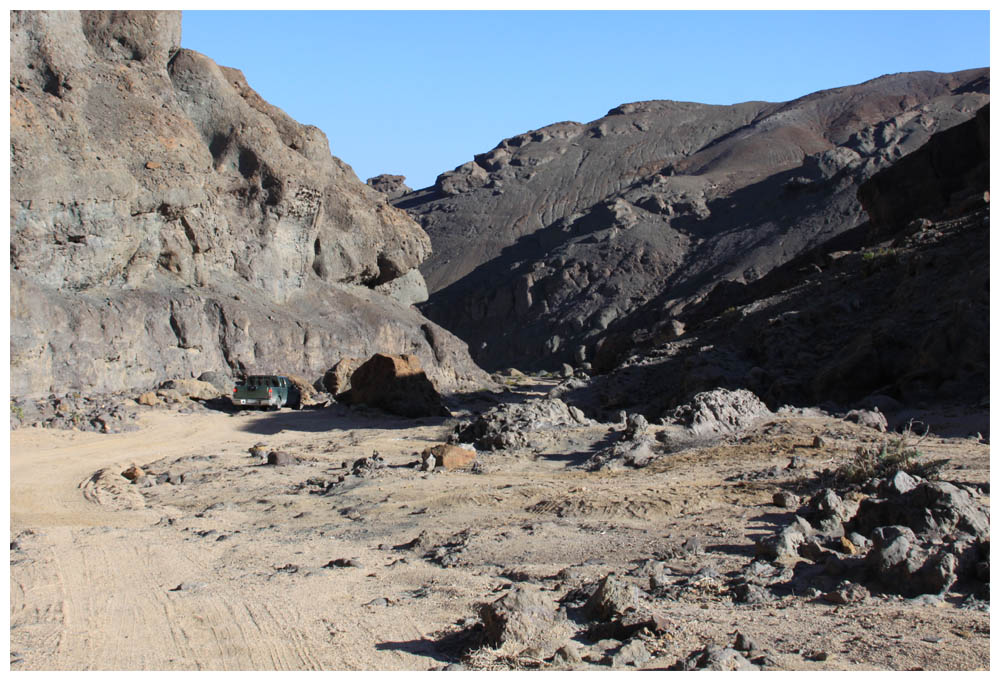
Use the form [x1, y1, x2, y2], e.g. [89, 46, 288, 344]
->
[9, 379, 990, 670]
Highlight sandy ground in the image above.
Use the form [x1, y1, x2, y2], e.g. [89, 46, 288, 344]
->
[8, 382, 991, 670]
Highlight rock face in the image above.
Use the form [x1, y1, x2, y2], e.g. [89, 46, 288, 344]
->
[400, 69, 988, 372]
[9, 10, 489, 398]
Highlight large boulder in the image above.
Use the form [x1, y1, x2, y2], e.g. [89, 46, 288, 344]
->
[670, 388, 771, 438]
[851, 481, 991, 539]
[346, 353, 450, 417]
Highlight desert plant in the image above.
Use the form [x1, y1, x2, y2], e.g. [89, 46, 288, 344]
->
[834, 422, 946, 484]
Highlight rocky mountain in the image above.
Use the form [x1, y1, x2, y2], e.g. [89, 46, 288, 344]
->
[559, 104, 990, 422]
[402, 69, 988, 372]
[10, 10, 489, 398]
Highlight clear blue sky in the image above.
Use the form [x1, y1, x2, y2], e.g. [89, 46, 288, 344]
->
[181, 10, 989, 190]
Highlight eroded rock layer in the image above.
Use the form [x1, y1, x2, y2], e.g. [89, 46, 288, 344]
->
[10, 10, 488, 397]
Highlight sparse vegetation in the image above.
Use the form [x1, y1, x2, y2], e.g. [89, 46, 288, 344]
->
[833, 423, 946, 484]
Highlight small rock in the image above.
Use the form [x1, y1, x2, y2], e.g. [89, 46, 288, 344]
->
[681, 644, 758, 671]
[583, 574, 638, 622]
[121, 465, 145, 481]
[812, 435, 826, 449]
[170, 582, 206, 592]
[844, 408, 887, 432]
[612, 639, 650, 667]
[731, 583, 774, 604]
[733, 631, 760, 654]
[423, 444, 476, 470]
[266, 450, 297, 466]
[773, 491, 799, 508]
[681, 536, 703, 555]
[136, 391, 160, 407]
[553, 644, 582, 665]
[880, 470, 919, 496]
[786, 455, 806, 470]
[822, 582, 868, 604]
[325, 558, 363, 568]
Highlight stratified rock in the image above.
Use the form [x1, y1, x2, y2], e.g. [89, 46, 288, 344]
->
[858, 103, 989, 239]
[9, 10, 489, 400]
[346, 354, 450, 418]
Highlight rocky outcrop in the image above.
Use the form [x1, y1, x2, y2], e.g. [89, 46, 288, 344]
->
[858, 104, 989, 238]
[10, 10, 490, 398]
[366, 174, 412, 200]
[402, 69, 988, 371]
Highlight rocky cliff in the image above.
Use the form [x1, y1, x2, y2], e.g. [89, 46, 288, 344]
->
[404, 69, 988, 371]
[10, 10, 489, 398]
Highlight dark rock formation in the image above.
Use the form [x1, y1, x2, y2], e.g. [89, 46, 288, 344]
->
[400, 69, 987, 373]
[10, 10, 489, 398]
[858, 104, 989, 239]
[551, 101, 990, 420]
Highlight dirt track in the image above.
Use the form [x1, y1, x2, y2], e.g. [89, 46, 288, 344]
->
[9, 389, 991, 670]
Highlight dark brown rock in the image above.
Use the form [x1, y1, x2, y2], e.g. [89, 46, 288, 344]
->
[266, 451, 297, 466]
[346, 354, 450, 418]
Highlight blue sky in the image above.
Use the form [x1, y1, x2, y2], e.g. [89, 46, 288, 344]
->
[181, 10, 990, 190]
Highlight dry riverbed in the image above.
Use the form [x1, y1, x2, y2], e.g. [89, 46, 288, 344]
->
[9, 381, 990, 670]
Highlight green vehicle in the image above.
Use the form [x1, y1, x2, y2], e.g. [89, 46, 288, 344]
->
[231, 375, 302, 410]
